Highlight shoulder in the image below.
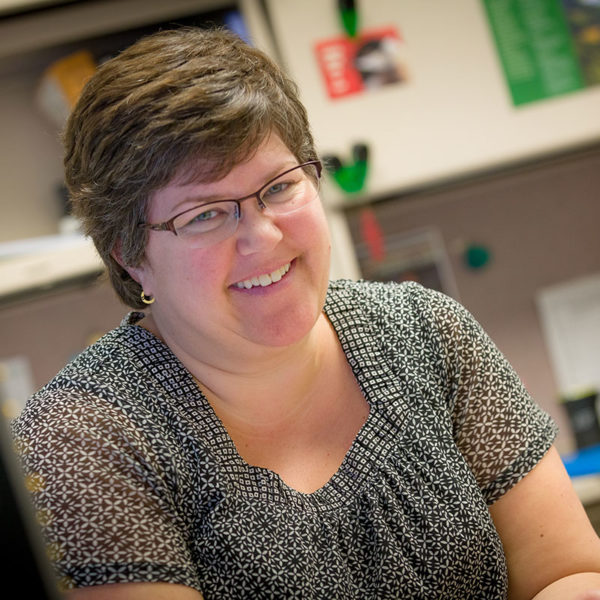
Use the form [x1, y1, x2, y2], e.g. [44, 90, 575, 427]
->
[13, 322, 166, 442]
[326, 278, 433, 313]
[38, 317, 166, 393]
[326, 278, 464, 333]
[37, 327, 139, 398]
[10, 322, 202, 515]
[324, 279, 463, 388]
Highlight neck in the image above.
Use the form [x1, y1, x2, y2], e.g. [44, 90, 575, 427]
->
[202, 315, 338, 432]
[143, 311, 338, 432]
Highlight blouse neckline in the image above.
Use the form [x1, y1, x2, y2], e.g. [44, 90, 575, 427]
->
[120, 284, 410, 510]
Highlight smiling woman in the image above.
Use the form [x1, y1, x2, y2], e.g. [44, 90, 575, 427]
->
[10, 26, 600, 600]
[122, 131, 331, 354]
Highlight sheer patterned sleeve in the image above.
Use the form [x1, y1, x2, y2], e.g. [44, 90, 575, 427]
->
[11, 382, 201, 592]
[425, 288, 558, 505]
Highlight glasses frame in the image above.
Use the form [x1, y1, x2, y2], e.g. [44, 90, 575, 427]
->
[138, 160, 322, 239]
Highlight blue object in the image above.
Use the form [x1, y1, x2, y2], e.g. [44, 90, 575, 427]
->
[224, 10, 251, 44]
[562, 443, 600, 477]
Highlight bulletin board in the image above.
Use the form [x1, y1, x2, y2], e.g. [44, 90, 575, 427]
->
[264, 0, 600, 205]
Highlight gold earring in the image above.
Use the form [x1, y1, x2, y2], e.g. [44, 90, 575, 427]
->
[140, 291, 155, 305]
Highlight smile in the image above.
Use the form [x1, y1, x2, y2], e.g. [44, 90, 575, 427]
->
[233, 263, 291, 289]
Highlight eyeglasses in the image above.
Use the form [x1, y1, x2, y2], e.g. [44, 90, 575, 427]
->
[138, 160, 322, 249]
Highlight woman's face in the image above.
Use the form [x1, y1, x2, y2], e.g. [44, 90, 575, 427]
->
[126, 133, 332, 363]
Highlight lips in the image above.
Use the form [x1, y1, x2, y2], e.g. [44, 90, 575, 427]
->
[233, 262, 291, 289]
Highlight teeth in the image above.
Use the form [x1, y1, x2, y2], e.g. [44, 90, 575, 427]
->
[234, 263, 290, 289]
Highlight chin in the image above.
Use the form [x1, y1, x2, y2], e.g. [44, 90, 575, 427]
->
[245, 303, 324, 349]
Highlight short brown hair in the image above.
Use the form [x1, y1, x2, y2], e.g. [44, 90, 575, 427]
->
[63, 27, 317, 308]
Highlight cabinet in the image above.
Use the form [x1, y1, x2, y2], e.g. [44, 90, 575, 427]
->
[0, 0, 274, 300]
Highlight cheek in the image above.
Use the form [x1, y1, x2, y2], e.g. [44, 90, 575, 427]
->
[168, 245, 235, 299]
[287, 203, 331, 244]
[310, 210, 332, 255]
[140, 242, 198, 291]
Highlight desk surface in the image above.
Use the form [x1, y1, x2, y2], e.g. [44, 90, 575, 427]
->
[572, 475, 600, 506]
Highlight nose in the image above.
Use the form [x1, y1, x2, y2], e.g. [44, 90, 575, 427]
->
[235, 199, 283, 256]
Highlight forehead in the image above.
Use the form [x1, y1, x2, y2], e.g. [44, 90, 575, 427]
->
[147, 134, 298, 217]
[174, 130, 294, 183]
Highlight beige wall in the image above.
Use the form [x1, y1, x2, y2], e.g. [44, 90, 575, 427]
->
[344, 144, 600, 454]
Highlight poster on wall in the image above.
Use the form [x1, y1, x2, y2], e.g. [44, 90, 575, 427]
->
[482, 0, 600, 106]
[314, 27, 409, 100]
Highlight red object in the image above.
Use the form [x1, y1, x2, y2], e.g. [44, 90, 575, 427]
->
[359, 208, 385, 262]
[314, 26, 403, 99]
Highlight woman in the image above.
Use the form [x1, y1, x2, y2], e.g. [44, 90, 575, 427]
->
[12, 27, 600, 599]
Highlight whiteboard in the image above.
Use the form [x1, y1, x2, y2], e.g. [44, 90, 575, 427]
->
[537, 273, 600, 398]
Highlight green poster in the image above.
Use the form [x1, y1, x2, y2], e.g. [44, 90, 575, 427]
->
[563, 0, 600, 87]
[482, 0, 598, 106]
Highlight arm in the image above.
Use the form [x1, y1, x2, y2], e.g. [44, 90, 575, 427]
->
[13, 386, 201, 593]
[489, 446, 600, 600]
[68, 582, 204, 599]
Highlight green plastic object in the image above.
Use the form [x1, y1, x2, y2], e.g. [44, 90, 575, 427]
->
[464, 244, 491, 269]
[323, 143, 369, 194]
[338, 0, 358, 37]
[332, 160, 368, 194]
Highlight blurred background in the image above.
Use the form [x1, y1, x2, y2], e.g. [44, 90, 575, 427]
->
[0, 0, 599, 526]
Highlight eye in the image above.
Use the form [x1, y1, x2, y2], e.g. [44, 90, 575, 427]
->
[264, 181, 290, 197]
[262, 172, 304, 204]
[175, 203, 235, 234]
[178, 208, 222, 229]
[191, 208, 219, 223]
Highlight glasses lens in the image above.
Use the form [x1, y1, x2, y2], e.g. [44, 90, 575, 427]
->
[260, 164, 320, 214]
[173, 201, 239, 248]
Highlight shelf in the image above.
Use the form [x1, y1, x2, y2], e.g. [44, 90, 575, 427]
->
[0, 0, 77, 18]
[0, 233, 104, 302]
[0, 0, 273, 303]
[0, 0, 235, 62]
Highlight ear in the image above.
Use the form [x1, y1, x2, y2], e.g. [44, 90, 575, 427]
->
[111, 238, 146, 286]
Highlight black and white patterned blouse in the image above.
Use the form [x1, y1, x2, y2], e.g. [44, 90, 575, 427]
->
[12, 280, 557, 598]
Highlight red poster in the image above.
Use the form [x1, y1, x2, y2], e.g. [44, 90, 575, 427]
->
[314, 27, 408, 100]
